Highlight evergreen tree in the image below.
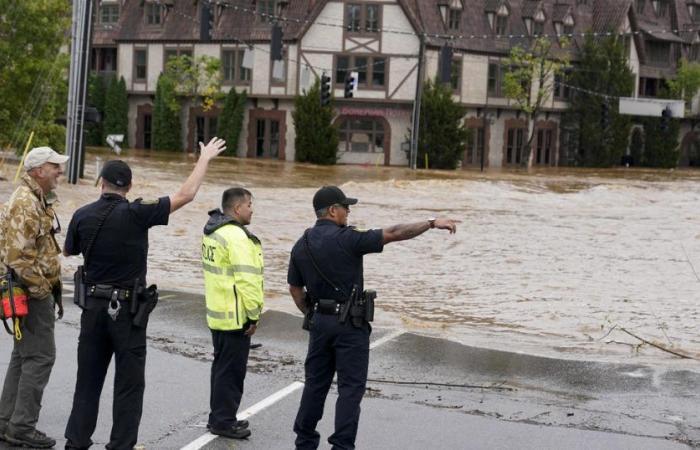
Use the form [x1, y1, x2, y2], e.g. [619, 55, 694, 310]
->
[86, 73, 108, 146]
[103, 76, 129, 147]
[219, 86, 247, 156]
[292, 78, 338, 165]
[417, 78, 470, 169]
[563, 36, 634, 166]
[639, 117, 680, 168]
[152, 74, 181, 151]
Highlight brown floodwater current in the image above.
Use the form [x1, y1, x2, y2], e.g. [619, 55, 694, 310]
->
[2, 149, 699, 366]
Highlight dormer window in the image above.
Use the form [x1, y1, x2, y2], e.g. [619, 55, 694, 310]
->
[555, 13, 575, 36]
[493, 4, 509, 35]
[652, 0, 668, 16]
[448, 9, 461, 30]
[692, 3, 700, 21]
[637, 0, 645, 13]
[533, 10, 545, 36]
[145, 2, 162, 25]
[100, 3, 119, 25]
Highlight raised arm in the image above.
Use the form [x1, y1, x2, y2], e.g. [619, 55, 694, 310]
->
[382, 218, 457, 245]
[169, 137, 227, 213]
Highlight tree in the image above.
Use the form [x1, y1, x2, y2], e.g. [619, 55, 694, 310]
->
[0, 0, 71, 153]
[504, 37, 569, 167]
[152, 74, 181, 151]
[563, 36, 635, 167]
[666, 59, 700, 109]
[165, 55, 222, 111]
[86, 74, 110, 146]
[640, 116, 680, 168]
[417, 78, 470, 170]
[219, 86, 247, 157]
[292, 78, 338, 165]
[103, 76, 129, 147]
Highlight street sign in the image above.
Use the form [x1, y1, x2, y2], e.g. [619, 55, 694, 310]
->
[106, 134, 124, 155]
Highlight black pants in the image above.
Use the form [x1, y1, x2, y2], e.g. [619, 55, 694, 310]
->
[294, 313, 370, 450]
[208, 329, 251, 429]
[64, 300, 147, 450]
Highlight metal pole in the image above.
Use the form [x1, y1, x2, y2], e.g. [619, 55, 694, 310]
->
[65, 0, 93, 184]
[409, 34, 425, 170]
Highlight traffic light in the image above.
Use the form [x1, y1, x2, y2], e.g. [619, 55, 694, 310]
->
[271, 24, 283, 61]
[600, 100, 610, 130]
[344, 73, 355, 98]
[200, 1, 213, 42]
[661, 106, 672, 132]
[439, 45, 453, 84]
[320, 74, 331, 107]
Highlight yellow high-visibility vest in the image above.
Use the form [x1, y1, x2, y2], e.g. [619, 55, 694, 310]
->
[202, 223, 264, 331]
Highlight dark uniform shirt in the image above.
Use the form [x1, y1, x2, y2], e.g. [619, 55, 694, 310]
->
[64, 193, 170, 287]
[287, 219, 384, 302]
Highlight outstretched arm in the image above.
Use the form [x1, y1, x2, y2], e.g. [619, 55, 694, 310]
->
[382, 218, 457, 245]
[169, 137, 227, 213]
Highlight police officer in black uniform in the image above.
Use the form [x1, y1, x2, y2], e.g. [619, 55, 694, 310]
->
[62, 137, 226, 450]
[288, 186, 457, 450]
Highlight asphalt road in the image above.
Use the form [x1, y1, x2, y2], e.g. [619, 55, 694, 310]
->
[0, 286, 697, 449]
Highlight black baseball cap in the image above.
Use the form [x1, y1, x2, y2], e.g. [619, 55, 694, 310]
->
[100, 160, 132, 187]
[313, 186, 358, 211]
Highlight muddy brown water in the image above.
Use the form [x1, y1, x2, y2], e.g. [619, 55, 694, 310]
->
[2, 149, 699, 367]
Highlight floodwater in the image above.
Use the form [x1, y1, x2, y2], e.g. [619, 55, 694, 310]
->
[2, 149, 700, 366]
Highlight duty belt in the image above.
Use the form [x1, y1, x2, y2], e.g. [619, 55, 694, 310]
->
[87, 284, 133, 302]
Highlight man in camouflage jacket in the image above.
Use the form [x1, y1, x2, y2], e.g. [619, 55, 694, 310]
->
[0, 146, 67, 448]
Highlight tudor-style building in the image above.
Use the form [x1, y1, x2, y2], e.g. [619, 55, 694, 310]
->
[90, 0, 700, 168]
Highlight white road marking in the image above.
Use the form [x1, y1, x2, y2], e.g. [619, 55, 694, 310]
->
[180, 330, 404, 450]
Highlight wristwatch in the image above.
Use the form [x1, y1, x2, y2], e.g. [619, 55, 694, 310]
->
[428, 217, 436, 229]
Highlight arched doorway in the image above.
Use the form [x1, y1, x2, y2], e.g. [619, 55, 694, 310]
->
[680, 131, 700, 167]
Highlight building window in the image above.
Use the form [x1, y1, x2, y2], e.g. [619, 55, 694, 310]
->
[134, 49, 147, 81]
[694, 6, 700, 22]
[554, 74, 571, 100]
[100, 4, 119, 24]
[335, 55, 386, 88]
[495, 14, 508, 34]
[487, 63, 508, 96]
[221, 49, 251, 84]
[637, 0, 645, 13]
[145, 2, 162, 25]
[345, 4, 381, 34]
[195, 116, 218, 150]
[646, 40, 670, 65]
[448, 9, 461, 30]
[535, 128, 553, 165]
[506, 127, 526, 165]
[338, 118, 385, 153]
[164, 48, 193, 68]
[257, 0, 277, 23]
[465, 127, 485, 166]
[533, 19, 544, 36]
[450, 58, 462, 91]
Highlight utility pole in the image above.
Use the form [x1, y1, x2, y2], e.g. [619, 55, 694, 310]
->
[409, 34, 425, 170]
[65, 0, 94, 184]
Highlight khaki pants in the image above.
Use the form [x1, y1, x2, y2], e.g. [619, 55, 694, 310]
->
[0, 295, 56, 434]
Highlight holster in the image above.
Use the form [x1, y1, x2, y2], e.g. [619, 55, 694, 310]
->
[302, 293, 313, 331]
[73, 266, 87, 309]
[132, 284, 158, 328]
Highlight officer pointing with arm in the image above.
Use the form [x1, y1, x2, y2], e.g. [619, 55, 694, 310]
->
[63, 137, 226, 450]
[288, 186, 457, 450]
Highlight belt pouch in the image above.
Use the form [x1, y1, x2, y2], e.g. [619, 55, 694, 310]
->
[73, 266, 87, 309]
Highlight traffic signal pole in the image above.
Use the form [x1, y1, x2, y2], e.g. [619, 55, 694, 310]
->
[409, 34, 425, 170]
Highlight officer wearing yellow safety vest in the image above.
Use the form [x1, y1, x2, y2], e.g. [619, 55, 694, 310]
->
[201, 187, 263, 440]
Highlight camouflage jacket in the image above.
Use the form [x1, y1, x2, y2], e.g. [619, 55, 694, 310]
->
[0, 174, 61, 299]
